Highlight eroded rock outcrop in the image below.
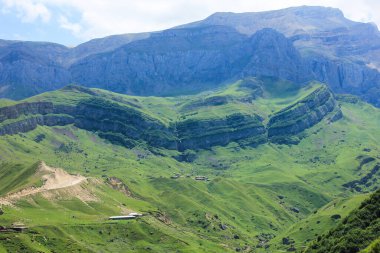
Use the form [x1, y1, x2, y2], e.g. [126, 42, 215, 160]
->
[267, 85, 340, 143]
[0, 84, 341, 150]
[0, 115, 74, 135]
[176, 113, 266, 151]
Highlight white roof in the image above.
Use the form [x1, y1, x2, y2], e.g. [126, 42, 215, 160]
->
[109, 215, 135, 219]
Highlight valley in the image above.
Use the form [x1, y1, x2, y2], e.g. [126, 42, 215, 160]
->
[0, 78, 379, 252]
[0, 4, 380, 253]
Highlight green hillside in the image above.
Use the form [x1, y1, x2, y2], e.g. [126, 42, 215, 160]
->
[0, 78, 379, 252]
[305, 189, 380, 253]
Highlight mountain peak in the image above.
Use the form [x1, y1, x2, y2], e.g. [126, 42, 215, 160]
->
[181, 6, 352, 36]
[209, 6, 344, 18]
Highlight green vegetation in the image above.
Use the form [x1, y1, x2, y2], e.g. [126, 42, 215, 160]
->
[0, 79, 379, 252]
[306, 189, 380, 253]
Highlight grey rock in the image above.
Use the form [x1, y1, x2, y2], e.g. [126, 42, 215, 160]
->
[268, 85, 340, 143]
[0, 83, 341, 150]
[290, 207, 300, 213]
[1, 6, 380, 107]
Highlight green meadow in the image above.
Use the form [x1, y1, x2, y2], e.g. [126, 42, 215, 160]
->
[0, 79, 379, 252]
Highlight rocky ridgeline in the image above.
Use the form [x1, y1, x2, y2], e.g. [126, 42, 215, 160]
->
[1, 6, 380, 107]
[268, 85, 340, 143]
[0, 85, 341, 150]
[176, 114, 267, 151]
[69, 27, 309, 96]
[0, 102, 55, 122]
[0, 115, 74, 136]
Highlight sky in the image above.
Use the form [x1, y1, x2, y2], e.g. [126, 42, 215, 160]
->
[0, 0, 379, 46]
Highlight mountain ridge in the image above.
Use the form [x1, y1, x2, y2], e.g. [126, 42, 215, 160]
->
[0, 6, 380, 107]
[0, 77, 379, 252]
[0, 79, 340, 150]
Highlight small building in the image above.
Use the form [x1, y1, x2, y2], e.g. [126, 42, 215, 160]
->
[109, 212, 143, 220]
[195, 176, 208, 181]
[109, 215, 136, 220]
[171, 174, 180, 179]
[10, 226, 27, 232]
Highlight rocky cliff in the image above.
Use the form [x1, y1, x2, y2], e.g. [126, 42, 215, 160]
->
[267, 85, 339, 143]
[181, 6, 380, 106]
[176, 113, 266, 151]
[0, 6, 379, 107]
[69, 27, 308, 96]
[0, 83, 341, 150]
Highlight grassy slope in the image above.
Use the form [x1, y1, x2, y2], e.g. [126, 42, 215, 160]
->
[25, 79, 321, 125]
[305, 189, 380, 253]
[0, 81, 379, 252]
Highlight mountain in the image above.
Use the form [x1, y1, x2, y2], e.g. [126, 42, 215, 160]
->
[180, 6, 380, 67]
[0, 41, 71, 98]
[0, 6, 380, 107]
[0, 77, 380, 252]
[66, 32, 151, 64]
[70, 27, 310, 96]
[0, 78, 340, 149]
[1, 5, 380, 252]
[180, 6, 380, 105]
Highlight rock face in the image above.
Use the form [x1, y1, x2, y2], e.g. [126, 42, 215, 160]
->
[181, 6, 380, 106]
[0, 115, 74, 136]
[0, 99, 266, 150]
[176, 113, 266, 151]
[268, 85, 338, 144]
[0, 84, 341, 150]
[66, 33, 151, 65]
[182, 6, 380, 66]
[70, 27, 309, 96]
[0, 102, 54, 121]
[241, 29, 310, 84]
[0, 6, 379, 107]
[73, 98, 177, 149]
[0, 42, 71, 99]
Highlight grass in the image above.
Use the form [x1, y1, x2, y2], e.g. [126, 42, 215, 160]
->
[0, 80, 379, 252]
[305, 189, 380, 252]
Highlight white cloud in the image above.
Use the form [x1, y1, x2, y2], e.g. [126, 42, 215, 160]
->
[1, 0, 51, 23]
[2, 0, 380, 41]
[58, 15, 81, 35]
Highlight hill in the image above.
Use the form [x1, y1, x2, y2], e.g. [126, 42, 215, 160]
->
[0, 79, 379, 252]
[305, 189, 380, 253]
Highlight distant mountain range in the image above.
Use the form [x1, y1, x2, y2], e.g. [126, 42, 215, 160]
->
[1, 6, 380, 106]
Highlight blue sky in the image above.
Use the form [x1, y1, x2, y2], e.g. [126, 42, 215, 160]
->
[0, 0, 379, 46]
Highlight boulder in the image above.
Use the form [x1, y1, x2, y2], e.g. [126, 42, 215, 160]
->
[290, 207, 300, 213]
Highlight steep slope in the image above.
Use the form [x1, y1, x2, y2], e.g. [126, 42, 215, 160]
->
[0, 81, 380, 252]
[179, 6, 380, 106]
[0, 161, 86, 206]
[268, 84, 340, 144]
[0, 6, 379, 106]
[70, 26, 310, 95]
[66, 32, 151, 64]
[0, 79, 340, 151]
[181, 6, 380, 67]
[179, 6, 355, 36]
[0, 41, 70, 99]
[305, 189, 380, 253]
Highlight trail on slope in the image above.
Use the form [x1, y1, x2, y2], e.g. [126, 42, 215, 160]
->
[0, 161, 87, 206]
